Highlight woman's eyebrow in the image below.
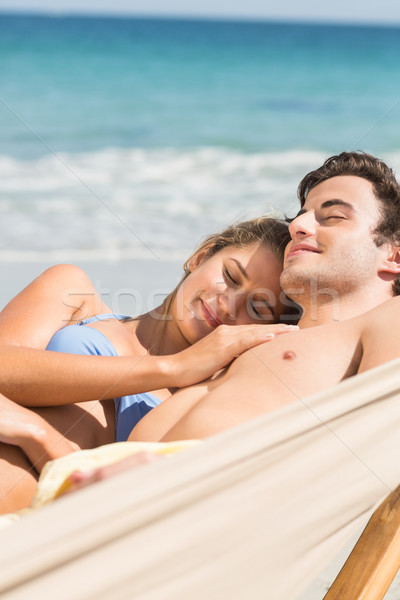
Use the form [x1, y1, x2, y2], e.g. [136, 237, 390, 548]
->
[230, 258, 249, 280]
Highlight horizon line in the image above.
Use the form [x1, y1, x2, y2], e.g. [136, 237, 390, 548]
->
[1, 9, 400, 29]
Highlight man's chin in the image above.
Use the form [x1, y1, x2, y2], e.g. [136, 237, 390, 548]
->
[280, 266, 312, 296]
[280, 265, 301, 286]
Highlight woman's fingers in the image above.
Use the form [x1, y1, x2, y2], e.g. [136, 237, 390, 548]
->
[232, 323, 299, 347]
[208, 323, 298, 350]
[62, 452, 161, 495]
[173, 323, 299, 387]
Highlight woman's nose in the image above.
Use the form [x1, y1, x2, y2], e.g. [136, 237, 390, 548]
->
[218, 289, 248, 324]
[288, 211, 316, 240]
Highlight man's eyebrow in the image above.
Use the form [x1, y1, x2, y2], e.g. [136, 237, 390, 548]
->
[230, 258, 249, 280]
[320, 199, 355, 211]
[290, 200, 355, 220]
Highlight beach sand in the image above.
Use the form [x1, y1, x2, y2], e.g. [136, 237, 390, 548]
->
[0, 256, 184, 313]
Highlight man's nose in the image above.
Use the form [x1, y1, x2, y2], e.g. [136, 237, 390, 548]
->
[288, 211, 316, 240]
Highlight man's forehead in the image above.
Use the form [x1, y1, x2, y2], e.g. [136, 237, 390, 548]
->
[301, 175, 379, 213]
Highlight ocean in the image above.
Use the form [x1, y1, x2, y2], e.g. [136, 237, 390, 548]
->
[1, 13, 400, 261]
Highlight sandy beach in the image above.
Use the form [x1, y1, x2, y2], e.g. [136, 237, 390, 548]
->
[0, 256, 185, 314]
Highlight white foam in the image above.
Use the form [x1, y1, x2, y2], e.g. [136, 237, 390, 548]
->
[1, 147, 399, 255]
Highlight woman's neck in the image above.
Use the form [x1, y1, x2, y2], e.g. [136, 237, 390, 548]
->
[132, 305, 190, 356]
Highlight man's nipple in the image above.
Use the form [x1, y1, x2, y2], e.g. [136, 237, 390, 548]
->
[282, 350, 296, 360]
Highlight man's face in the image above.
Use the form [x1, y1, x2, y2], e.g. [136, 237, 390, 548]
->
[280, 175, 385, 298]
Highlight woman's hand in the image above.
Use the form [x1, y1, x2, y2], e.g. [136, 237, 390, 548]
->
[61, 452, 161, 496]
[167, 323, 298, 389]
[0, 393, 42, 447]
[0, 393, 78, 472]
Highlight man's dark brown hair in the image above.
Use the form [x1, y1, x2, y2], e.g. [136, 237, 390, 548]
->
[297, 151, 400, 296]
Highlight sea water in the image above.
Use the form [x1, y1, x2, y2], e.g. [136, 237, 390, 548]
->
[1, 13, 400, 260]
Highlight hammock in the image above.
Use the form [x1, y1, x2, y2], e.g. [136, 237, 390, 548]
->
[0, 357, 400, 599]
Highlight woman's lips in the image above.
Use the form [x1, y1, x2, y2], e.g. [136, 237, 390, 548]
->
[201, 300, 222, 328]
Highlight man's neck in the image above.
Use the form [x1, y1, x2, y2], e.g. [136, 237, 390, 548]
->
[297, 288, 392, 328]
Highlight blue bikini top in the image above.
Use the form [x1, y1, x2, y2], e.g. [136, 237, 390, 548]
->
[46, 313, 162, 441]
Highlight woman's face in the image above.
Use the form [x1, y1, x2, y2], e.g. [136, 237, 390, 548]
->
[173, 243, 284, 344]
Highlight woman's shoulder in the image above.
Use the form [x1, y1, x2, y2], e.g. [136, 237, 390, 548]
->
[39, 264, 112, 320]
[37, 264, 92, 286]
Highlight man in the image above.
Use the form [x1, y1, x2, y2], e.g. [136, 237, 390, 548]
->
[129, 151, 400, 443]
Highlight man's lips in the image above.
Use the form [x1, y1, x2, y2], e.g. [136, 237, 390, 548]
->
[201, 300, 222, 328]
[286, 243, 321, 258]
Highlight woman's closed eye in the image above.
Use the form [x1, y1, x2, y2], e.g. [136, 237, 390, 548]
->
[223, 267, 239, 287]
[249, 298, 274, 321]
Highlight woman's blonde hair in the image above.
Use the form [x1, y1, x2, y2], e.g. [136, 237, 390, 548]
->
[163, 215, 291, 317]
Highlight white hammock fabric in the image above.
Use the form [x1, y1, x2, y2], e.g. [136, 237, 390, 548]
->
[0, 358, 400, 599]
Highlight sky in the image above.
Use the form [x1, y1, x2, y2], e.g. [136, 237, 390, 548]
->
[1, 0, 400, 26]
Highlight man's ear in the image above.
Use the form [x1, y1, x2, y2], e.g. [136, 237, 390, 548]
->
[188, 244, 214, 272]
[380, 245, 400, 275]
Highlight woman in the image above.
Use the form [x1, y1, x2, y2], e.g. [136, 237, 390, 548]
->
[0, 216, 296, 511]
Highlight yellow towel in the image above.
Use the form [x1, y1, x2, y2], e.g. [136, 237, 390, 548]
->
[0, 439, 199, 527]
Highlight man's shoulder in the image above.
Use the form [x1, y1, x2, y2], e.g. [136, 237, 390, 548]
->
[357, 296, 400, 373]
[356, 296, 400, 335]
[366, 296, 400, 321]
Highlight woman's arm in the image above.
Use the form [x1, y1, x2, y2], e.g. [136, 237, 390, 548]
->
[0, 393, 77, 473]
[0, 324, 296, 406]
